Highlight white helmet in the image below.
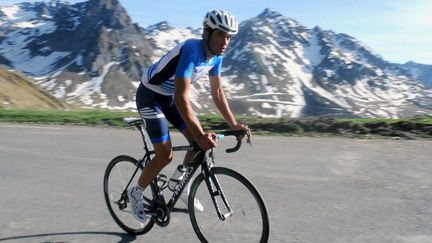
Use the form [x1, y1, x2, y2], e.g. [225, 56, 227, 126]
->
[203, 10, 238, 35]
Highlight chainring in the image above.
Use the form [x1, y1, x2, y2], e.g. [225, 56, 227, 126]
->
[152, 198, 170, 227]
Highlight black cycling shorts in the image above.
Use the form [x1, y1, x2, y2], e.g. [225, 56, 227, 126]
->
[136, 83, 187, 144]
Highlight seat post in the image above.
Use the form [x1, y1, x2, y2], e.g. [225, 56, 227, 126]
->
[136, 123, 150, 153]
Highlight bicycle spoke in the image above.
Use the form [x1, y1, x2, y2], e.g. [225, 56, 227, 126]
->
[103, 155, 155, 235]
[189, 167, 269, 242]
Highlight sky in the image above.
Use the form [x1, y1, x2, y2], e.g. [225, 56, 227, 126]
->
[1, 0, 431, 65]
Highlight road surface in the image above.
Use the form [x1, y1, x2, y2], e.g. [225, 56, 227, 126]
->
[0, 123, 431, 242]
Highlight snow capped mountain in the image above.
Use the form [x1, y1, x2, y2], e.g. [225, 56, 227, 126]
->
[0, 0, 153, 109]
[397, 61, 432, 88]
[0, 3, 430, 118]
[0, 1, 79, 76]
[221, 8, 431, 118]
[144, 21, 200, 61]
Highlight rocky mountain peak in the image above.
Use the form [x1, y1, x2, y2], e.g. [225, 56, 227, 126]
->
[398, 61, 432, 88]
[146, 21, 174, 32]
[255, 8, 303, 29]
[258, 8, 283, 18]
[49, 0, 70, 8]
[83, 0, 132, 30]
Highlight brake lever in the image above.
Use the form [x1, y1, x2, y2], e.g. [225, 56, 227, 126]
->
[246, 131, 252, 147]
[236, 122, 252, 148]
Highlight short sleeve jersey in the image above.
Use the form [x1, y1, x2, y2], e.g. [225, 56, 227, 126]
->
[141, 39, 223, 95]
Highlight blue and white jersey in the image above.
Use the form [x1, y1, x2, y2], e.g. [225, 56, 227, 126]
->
[141, 39, 223, 96]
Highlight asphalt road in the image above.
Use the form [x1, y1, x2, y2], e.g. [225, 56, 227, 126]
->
[1, 123, 432, 243]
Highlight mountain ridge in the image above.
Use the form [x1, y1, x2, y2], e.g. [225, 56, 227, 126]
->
[0, 1, 431, 117]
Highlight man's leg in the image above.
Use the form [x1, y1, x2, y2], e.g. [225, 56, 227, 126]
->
[179, 127, 204, 211]
[160, 94, 203, 211]
[137, 140, 173, 188]
[128, 141, 173, 222]
[135, 85, 174, 188]
[131, 84, 174, 221]
[182, 127, 196, 164]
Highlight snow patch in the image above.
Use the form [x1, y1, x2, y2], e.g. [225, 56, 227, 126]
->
[68, 62, 119, 104]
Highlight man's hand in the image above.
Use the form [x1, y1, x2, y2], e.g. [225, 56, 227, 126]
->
[231, 123, 252, 146]
[231, 123, 251, 136]
[196, 132, 218, 151]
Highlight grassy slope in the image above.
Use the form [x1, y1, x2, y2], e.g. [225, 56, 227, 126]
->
[0, 67, 68, 110]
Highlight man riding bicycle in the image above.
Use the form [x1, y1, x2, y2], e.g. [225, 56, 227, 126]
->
[128, 10, 250, 222]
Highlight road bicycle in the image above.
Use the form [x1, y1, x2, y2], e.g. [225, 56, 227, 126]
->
[103, 117, 269, 242]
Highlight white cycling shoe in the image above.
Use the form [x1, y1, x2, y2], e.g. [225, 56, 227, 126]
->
[127, 187, 148, 222]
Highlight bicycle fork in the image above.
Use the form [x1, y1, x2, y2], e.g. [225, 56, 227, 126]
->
[204, 168, 233, 221]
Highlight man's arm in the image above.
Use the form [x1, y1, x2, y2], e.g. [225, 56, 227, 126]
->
[209, 75, 237, 129]
[174, 77, 204, 138]
[174, 77, 216, 150]
[210, 75, 251, 135]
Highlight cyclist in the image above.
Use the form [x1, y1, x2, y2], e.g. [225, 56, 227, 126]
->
[128, 10, 250, 222]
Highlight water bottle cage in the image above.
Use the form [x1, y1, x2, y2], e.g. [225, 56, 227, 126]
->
[168, 165, 187, 191]
[156, 174, 168, 191]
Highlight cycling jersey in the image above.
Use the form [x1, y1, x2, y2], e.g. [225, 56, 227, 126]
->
[141, 39, 223, 96]
[137, 38, 223, 144]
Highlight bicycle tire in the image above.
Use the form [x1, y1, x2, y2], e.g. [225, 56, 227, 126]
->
[188, 167, 269, 243]
[103, 155, 155, 235]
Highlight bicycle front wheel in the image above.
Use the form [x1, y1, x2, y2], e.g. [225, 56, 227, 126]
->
[103, 155, 154, 235]
[188, 167, 269, 243]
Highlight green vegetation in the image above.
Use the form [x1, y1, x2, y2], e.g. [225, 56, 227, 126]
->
[336, 116, 432, 125]
[1, 108, 431, 139]
[0, 108, 136, 127]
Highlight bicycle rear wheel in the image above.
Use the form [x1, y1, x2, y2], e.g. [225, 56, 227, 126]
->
[103, 155, 154, 235]
[188, 167, 269, 243]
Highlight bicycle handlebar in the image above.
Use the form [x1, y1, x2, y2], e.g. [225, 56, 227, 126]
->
[218, 130, 248, 153]
[123, 117, 250, 154]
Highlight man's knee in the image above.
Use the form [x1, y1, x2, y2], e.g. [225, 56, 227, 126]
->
[154, 142, 173, 165]
[158, 153, 173, 165]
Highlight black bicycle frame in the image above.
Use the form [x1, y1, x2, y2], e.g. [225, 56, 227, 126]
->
[153, 145, 205, 211]
[128, 120, 236, 221]
[203, 166, 233, 221]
